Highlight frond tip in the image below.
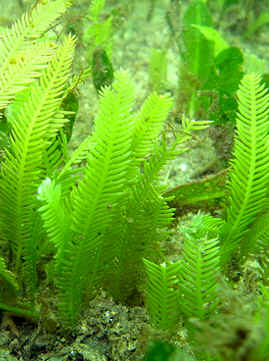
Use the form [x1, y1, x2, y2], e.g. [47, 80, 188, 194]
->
[143, 258, 181, 330]
[179, 213, 220, 321]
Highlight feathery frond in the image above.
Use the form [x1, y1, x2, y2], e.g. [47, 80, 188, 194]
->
[38, 178, 71, 252]
[179, 213, 220, 321]
[0, 0, 71, 112]
[0, 256, 18, 292]
[132, 93, 173, 162]
[56, 71, 135, 325]
[0, 35, 75, 289]
[0, 42, 56, 113]
[220, 73, 269, 265]
[71, 70, 134, 236]
[143, 258, 181, 330]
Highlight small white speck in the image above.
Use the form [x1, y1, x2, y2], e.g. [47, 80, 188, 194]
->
[179, 163, 188, 172]
[37, 177, 51, 199]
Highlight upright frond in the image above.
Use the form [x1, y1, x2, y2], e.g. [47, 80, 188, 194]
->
[143, 258, 181, 330]
[56, 71, 135, 326]
[179, 213, 220, 321]
[71, 70, 134, 237]
[100, 137, 177, 303]
[221, 73, 269, 265]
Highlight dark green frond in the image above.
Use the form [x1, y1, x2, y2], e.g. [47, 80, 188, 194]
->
[0, 256, 18, 292]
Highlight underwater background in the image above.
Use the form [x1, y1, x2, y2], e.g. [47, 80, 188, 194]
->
[0, 1, 269, 360]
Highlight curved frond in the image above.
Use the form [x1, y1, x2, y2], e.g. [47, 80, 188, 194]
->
[0, 0, 70, 112]
[0, 42, 56, 113]
[0, 35, 75, 278]
[38, 178, 71, 251]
